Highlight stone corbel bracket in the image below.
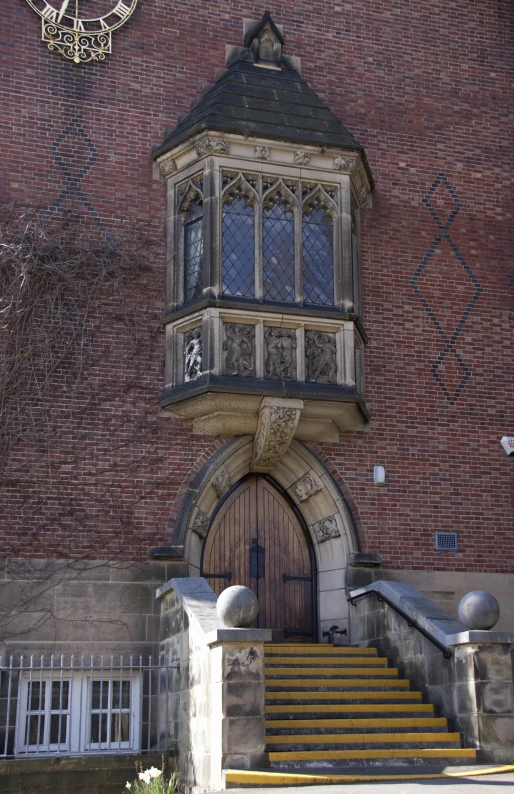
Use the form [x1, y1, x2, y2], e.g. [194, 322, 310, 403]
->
[251, 397, 303, 473]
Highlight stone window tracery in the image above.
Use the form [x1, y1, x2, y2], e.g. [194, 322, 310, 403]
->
[218, 171, 338, 307]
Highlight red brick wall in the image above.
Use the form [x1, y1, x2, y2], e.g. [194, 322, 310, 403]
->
[1, 1, 513, 572]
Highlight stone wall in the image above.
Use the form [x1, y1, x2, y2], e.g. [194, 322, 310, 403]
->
[0, 752, 171, 794]
[349, 580, 514, 763]
[0, 559, 187, 660]
[157, 578, 270, 793]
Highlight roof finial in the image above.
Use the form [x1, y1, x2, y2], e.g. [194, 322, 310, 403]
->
[243, 11, 284, 67]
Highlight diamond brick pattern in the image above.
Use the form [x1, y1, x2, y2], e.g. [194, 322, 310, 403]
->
[263, 203, 295, 302]
[303, 208, 334, 306]
[222, 198, 255, 297]
[410, 173, 482, 404]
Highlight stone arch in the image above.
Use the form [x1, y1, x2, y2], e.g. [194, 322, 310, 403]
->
[171, 436, 362, 639]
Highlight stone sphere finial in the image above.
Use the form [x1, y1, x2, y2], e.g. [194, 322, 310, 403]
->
[458, 590, 500, 630]
[217, 585, 259, 628]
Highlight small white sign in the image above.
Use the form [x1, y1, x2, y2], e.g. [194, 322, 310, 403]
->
[500, 437, 514, 455]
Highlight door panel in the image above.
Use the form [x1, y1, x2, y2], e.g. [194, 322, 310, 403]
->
[201, 475, 314, 640]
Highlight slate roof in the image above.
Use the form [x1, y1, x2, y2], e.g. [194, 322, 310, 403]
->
[153, 58, 364, 158]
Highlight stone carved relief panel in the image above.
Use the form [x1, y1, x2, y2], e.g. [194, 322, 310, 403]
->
[223, 323, 255, 377]
[190, 508, 210, 539]
[305, 330, 337, 383]
[311, 515, 340, 543]
[211, 465, 232, 499]
[265, 327, 296, 380]
[255, 145, 271, 160]
[195, 138, 229, 157]
[184, 328, 202, 382]
[290, 472, 323, 503]
[251, 398, 303, 472]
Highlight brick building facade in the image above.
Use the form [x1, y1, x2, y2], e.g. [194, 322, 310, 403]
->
[0, 0, 513, 777]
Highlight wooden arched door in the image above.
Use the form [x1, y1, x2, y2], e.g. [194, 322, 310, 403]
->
[201, 475, 316, 641]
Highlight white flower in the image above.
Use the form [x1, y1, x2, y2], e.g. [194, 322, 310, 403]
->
[125, 784, 131, 791]
[148, 767, 162, 779]
[138, 771, 151, 784]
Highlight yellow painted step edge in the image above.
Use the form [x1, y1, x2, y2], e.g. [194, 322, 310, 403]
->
[266, 667, 398, 676]
[265, 646, 377, 655]
[266, 717, 447, 728]
[266, 678, 410, 688]
[224, 765, 514, 786]
[266, 657, 388, 665]
[268, 748, 477, 761]
[266, 691, 422, 700]
[266, 732, 461, 744]
[266, 703, 433, 713]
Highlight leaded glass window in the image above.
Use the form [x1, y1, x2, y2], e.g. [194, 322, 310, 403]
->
[183, 200, 203, 304]
[223, 194, 255, 297]
[263, 199, 295, 302]
[303, 206, 334, 306]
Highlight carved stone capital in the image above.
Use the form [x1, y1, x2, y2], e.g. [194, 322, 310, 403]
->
[251, 397, 303, 473]
[333, 157, 357, 173]
[294, 151, 311, 165]
[195, 138, 230, 157]
[190, 508, 210, 539]
[311, 515, 340, 543]
[158, 158, 178, 179]
[290, 471, 323, 503]
[255, 145, 271, 160]
[211, 465, 232, 500]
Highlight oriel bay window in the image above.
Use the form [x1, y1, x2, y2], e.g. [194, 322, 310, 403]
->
[177, 171, 340, 309]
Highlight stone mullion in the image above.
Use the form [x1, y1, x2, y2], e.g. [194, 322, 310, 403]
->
[294, 184, 303, 304]
[255, 320, 264, 379]
[202, 158, 219, 299]
[255, 175, 263, 301]
[339, 183, 353, 311]
[296, 324, 305, 382]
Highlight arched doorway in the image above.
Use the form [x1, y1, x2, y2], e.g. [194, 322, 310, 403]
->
[201, 474, 317, 641]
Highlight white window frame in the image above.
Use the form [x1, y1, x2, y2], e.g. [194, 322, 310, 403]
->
[15, 670, 141, 755]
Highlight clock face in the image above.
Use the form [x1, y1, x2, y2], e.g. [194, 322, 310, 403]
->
[25, 1, 137, 32]
[24, 0, 138, 62]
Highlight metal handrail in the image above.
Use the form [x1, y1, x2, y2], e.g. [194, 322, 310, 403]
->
[348, 589, 453, 658]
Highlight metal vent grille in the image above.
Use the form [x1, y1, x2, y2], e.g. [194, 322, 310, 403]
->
[435, 531, 458, 552]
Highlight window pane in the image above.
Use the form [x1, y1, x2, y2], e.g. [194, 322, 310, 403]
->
[303, 207, 334, 306]
[51, 680, 69, 711]
[222, 197, 255, 297]
[184, 202, 203, 303]
[263, 202, 295, 302]
[111, 712, 130, 743]
[112, 680, 131, 709]
[90, 713, 108, 744]
[26, 714, 45, 745]
[28, 680, 45, 711]
[91, 680, 109, 710]
[50, 713, 68, 745]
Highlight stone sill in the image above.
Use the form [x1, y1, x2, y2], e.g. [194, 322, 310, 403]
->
[205, 628, 272, 645]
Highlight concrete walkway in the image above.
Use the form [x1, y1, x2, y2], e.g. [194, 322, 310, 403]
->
[223, 770, 514, 794]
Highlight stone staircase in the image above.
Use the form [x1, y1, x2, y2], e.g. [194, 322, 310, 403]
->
[225, 642, 477, 787]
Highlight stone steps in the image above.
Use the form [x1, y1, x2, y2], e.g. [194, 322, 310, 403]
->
[263, 643, 476, 770]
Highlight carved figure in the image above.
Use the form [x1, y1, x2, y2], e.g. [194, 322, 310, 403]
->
[291, 472, 322, 503]
[265, 328, 296, 380]
[294, 151, 311, 165]
[190, 509, 209, 539]
[223, 324, 255, 376]
[212, 466, 232, 499]
[306, 331, 337, 383]
[311, 515, 340, 543]
[184, 328, 202, 382]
